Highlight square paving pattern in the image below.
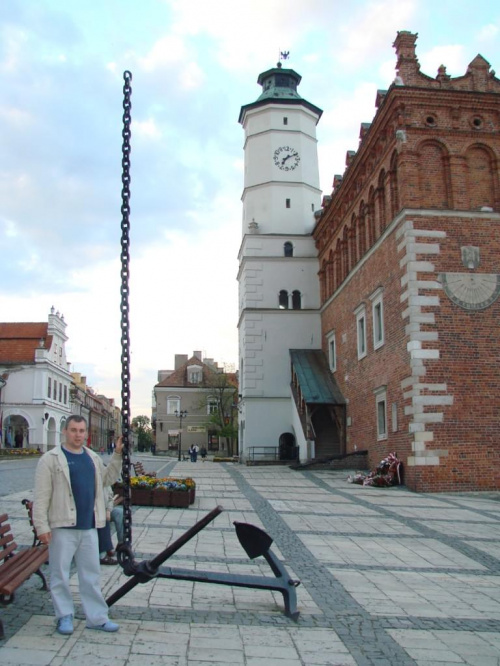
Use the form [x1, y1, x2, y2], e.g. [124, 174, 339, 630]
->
[1, 459, 499, 665]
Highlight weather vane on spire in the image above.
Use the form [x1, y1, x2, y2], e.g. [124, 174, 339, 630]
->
[280, 50, 290, 61]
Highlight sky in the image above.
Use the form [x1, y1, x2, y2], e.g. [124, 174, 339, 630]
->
[0, 0, 498, 418]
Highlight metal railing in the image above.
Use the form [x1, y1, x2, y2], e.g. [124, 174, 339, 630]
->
[247, 447, 279, 461]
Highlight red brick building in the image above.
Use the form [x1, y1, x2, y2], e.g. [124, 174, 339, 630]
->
[314, 32, 500, 492]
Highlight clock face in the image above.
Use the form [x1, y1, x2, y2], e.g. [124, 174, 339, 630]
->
[273, 146, 300, 171]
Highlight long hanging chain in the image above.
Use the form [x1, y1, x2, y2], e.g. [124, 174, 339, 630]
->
[119, 70, 134, 568]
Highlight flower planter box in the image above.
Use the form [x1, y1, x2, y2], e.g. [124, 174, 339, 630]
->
[168, 491, 190, 508]
[131, 488, 153, 505]
[151, 491, 172, 507]
[113, 478, 196, 508]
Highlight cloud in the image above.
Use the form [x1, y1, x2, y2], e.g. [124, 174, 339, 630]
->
[476, 22, 499, 43]
[419, 45, 468, 77]
[336, 0, 418, 69]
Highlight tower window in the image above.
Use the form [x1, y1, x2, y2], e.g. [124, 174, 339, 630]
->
[311, 203, 314, 211]
[279, 290, 289, 309]
[283, 117, 288, 125]
[292, 290, 301, 310]
[284, 241, 293, 257]
[286, 199, 291, 208]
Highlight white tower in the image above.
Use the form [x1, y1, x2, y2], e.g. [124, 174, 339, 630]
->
[237, 63, 323, 462]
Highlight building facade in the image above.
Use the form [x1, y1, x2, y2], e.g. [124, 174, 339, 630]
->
[237, 64, 325, 463]
[239, 33, 500, 491]
[0, 308, 120, 452]
[314, 31, 500, 492]
[0, 308, 72, 450]
[154, 351, 238, 456]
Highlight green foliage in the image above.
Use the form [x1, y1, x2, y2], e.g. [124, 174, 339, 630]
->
[132, 415, 153, 452]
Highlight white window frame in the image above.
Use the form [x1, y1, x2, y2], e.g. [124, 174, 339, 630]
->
[167, 396, 180, 415]
[207, 397, 219, 415]
[370, 287, 384, 350]
[326, 331, 336, 372]
[374, 386, 387, 440]
[355, 305, 367, 360]
[187, 365, 202, 384]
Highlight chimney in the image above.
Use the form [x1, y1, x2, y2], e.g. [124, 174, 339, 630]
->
[193, 350, 203, 361]
[175, 354, 188, 370]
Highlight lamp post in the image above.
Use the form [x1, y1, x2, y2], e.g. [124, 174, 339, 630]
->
[174, 410, 188, 461]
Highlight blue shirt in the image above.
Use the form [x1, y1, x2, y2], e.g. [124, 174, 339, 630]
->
[62, 447, 96, 529]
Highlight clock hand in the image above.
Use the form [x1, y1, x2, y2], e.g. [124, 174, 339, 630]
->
[281, 154, 292, 165]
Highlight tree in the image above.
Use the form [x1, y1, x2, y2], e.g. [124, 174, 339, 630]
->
[198, 370, 238, 456]
[131, 415, 153, 452]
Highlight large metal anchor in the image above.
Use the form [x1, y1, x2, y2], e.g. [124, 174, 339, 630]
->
[106, 506, 300, 620]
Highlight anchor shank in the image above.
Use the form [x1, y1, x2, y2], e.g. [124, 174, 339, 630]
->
[149, 505, 223, 569]
[107, 506, 223, 607]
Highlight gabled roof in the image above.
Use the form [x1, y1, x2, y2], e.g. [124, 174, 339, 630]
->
[290, 349, 345, 405]
[155, 355, 237, 389]
[0, 322, 52, 364]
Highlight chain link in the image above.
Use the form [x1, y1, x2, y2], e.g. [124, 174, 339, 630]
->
[119, 70, 133, 567]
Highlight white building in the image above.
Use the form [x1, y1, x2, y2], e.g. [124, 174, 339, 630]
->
[0, 307, 72, 450]
[237, 63, 326, 463]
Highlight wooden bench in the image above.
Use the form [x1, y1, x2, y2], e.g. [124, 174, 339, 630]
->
[0, 501, 49, 640]
[133, 461, 156, 477]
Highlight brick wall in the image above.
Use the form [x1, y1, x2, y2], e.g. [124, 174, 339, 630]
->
[313, 32, 500, 492]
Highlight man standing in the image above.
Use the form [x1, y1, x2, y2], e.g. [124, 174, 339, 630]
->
[33, 415, 123, 635]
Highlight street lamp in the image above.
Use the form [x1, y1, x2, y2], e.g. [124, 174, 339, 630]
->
[174, 410, 188, 461]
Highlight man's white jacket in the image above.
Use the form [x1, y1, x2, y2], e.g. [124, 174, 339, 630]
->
[33, 447, 122, 537]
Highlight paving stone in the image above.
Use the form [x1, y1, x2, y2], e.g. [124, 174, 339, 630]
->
[1, 461, 499, 665]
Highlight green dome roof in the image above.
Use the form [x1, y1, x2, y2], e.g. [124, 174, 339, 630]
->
[256, 63, 303, 101]
[239, 62, 322, 124]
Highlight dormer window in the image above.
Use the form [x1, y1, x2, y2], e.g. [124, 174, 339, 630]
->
[187, 365, 202, 384]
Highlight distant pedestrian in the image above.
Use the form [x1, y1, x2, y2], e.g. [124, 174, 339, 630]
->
[200, 446, 207, 462]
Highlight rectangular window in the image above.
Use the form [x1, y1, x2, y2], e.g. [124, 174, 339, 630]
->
[283, 117, 288, 125]
[207, 399, 218, 415]
[327, 331, 336, 372]
[355, 307, 367, 359]
[64, 385, 67, 404]
[167, 397, 180, 414]
[370, 288, 384, 350]
[47, 377, 52, 398]
[375, 387, 387, 440]
[286, 199, 291, 208]
[53, 379, 57, 400]
[59, 383, 62, 402]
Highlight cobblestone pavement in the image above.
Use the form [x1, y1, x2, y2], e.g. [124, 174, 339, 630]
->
[1, 460, 499, 665]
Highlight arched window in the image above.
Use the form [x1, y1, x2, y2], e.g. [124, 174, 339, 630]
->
[279, 290, 289, 309]
[292, 290, 301, 309]
[284, 241, 294, 257]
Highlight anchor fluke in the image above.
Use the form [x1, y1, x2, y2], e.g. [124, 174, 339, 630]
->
[234, 521, 273, 559]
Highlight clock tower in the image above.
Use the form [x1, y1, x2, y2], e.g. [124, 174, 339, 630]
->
[237, 62, 323, 462]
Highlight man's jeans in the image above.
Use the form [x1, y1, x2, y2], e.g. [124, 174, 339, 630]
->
[110, 506, 124, 543]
